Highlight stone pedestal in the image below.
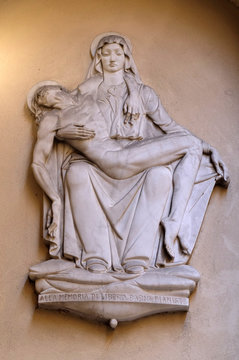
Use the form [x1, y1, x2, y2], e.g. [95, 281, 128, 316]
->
[30, 259, 200, 326]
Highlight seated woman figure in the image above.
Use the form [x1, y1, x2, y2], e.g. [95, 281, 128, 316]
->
[32, 83, 203, 253]
[29, 34, 229, 274]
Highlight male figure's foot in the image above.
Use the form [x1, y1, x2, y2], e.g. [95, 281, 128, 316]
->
[161, 217, 180, 259]
[178, 236, 191, 256]
[178, 224, 192, 256]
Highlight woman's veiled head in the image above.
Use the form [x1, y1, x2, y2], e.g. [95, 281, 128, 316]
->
[86, 34, 141, 82]
[99, 42, 125, 73]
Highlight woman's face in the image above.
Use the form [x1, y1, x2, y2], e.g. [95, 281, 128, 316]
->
[100, 43, 125, 73]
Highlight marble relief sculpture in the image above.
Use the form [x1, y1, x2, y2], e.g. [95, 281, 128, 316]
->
[28, 33, 229, 327]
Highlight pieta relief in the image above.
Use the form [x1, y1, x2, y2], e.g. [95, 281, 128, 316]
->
[28, 32, 229, 327]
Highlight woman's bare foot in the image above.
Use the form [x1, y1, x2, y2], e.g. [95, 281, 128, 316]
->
[125, 265, 145, 274]
[124, 261, 146, 274]
[86, 260, 108, 273]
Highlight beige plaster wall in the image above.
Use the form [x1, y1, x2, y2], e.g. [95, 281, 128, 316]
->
[0, 0, 238, 359]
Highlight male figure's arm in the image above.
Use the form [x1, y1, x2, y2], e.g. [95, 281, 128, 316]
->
[32, 115, 61, 237]
[144, 86, 229, 185]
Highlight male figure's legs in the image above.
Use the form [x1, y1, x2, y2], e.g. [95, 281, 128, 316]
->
[103, 133, 203, 258]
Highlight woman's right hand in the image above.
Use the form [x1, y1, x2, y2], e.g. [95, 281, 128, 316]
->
[56, 123, 95, 140]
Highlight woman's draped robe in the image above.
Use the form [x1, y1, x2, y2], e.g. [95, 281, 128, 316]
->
[42, 76, 217, 269]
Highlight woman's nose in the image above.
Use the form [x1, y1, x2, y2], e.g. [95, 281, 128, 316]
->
[110, 53, 117, 61]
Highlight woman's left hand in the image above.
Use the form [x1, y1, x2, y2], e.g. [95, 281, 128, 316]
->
[123, 92, 144, 125]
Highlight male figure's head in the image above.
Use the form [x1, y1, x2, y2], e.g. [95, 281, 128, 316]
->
[35, 85, 74, 109]
[31, 85, 76, 124]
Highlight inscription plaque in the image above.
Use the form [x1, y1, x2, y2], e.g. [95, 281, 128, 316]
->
[39, 293, 189, 306]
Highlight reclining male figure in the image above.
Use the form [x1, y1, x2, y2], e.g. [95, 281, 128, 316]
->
[31, 83, 228, 261]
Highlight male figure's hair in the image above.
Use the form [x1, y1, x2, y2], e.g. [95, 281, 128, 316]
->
[31, 85, 68, 124]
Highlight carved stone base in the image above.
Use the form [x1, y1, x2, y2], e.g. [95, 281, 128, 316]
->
[38, 290, 189, 325]
[29, 259, 200, 326]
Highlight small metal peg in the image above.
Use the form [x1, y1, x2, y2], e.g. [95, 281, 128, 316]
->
[109, 318, 118, 329]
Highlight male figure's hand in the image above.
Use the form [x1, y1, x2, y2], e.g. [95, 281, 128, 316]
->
[57, 123, 95, 140]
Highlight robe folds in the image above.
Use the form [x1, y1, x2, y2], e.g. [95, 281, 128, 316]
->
[42, 76, 217, 269]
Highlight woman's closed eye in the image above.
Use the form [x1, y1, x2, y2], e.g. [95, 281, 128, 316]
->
[102, 51, 110, 56]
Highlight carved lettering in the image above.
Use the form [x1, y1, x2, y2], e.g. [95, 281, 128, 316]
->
[38, 292, 188, 307]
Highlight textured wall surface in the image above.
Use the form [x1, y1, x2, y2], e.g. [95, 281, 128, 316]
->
[0, 0, 238, 359]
